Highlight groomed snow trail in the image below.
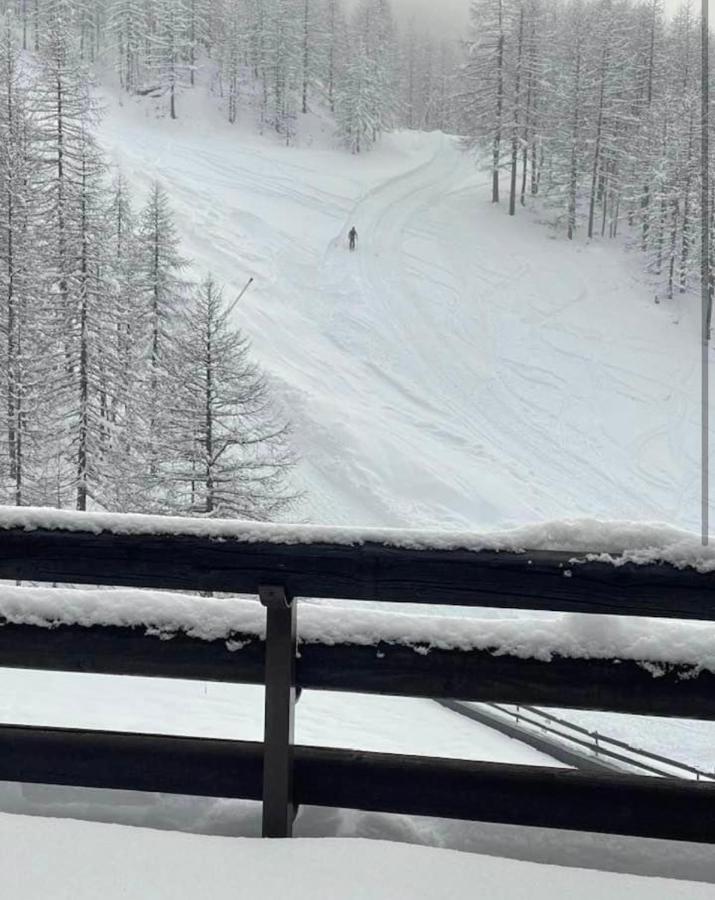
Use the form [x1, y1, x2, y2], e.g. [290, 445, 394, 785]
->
[100, 96, 703, 531]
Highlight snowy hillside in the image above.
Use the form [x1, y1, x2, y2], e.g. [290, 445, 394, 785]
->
[100, 92, 703, 532]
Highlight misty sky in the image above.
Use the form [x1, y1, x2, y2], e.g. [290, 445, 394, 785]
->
[393, 0, 470, 34]
[386, 0, 712, 36]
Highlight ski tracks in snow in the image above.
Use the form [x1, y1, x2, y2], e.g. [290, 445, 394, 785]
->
[101, 102, 703, 530]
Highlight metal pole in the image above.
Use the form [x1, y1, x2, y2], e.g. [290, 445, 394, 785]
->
[224, 277, 255, 321]
[259, 585, 297, 838]
[703, 0, 711, 546]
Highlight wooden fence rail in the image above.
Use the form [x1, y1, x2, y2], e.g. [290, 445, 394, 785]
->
[0, 514, 713, 841]
[0, 621, 714, 720]
[0, 524, 715, 619]
[0, 723, 713, 844]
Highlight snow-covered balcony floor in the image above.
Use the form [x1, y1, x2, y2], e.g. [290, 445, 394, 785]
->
[4, 814, 713, 899]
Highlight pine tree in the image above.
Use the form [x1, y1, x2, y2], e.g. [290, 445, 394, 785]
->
[300, 0, 311, 113]
[261, 0, 301, 140]
[335, 0, 395, 151]
[461, 0, 509, 203]
[221, 0, 243, 123]
[335, 40, 378, 152]
[136, 181, 187, 484]
[165, 274, 294, 519]
[184, 0, 210, 87]
[147, 0, 190, 118]
[323, 0, 347, 115]
[0, 12, 46, 505]
[102, 171, 148, 510]
[109, 0, 146, 92]
[353, 0, 396, 138]
[63, 125, 114, 510]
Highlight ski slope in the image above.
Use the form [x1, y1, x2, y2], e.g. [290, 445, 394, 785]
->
[5, 92, 706, 880]
[101, 93, 702, 531]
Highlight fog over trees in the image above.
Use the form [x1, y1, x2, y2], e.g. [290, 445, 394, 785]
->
[0, 0, 296, 517]
[0, 0, 709, 516]
[460, 0, 711, 303]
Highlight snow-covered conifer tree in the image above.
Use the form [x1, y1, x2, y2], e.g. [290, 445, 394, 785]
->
[101, 171, 149, 510]
[461, 0, 510, 203]
[165, 274, 294, 519]
[136, 181, 187, 484]
[323, 0, 347, 114]
[335, 39, 378, 152]
[147, 0, 189, 118]
[261, 0, 301, 139]
[0, 13, 47, 505]
[109, 0, 146, 92]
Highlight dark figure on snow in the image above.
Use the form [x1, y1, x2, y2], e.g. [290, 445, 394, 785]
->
[348, 226, 358, 251]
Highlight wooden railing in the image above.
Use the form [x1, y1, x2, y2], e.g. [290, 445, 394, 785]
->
[0, 512, 714, 842]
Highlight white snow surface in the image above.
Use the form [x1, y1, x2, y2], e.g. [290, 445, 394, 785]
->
[2, 585, 715, 673]
[2, 90, 712, 883]
[4, 815, 714, 900]
[4, 504, 715, 570]
[98, 90, 705, 535]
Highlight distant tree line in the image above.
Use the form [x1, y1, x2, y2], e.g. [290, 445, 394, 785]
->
[0, 3, 294, 516]
[0, 0, 459, 152]
[459, 0, 711, 301]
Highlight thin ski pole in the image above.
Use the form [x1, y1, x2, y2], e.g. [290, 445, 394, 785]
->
[223, 277, 255, 322]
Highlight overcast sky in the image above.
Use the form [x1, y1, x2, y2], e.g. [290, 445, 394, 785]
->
[393, 0, 470, 33]
[384, 0, 713, 36]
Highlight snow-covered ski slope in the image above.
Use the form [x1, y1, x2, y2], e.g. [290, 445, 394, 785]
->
[101, 93, 702, 531]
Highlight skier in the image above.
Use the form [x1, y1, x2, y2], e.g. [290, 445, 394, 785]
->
[348, 226, 358, 251]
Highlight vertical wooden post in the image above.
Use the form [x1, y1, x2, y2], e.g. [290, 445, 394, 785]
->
[259, 585, 297, 838]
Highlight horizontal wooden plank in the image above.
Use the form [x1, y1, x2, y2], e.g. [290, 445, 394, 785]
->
[0, 723, 713, 842]
[0, 623, 713, 719]
[0, 527, 715, 618]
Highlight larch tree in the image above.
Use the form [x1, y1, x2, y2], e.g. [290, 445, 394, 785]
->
[136, 181, 187, 488]
[147, 0, 189, 118]
[323, 0, 347, 114]
[109, 0, 147, 92]
[102, 171, 148, 511]
[0, 12, 46, 505]
[165, 274, 294, 519]
[461, 0, 510, 203]
[335, 37, 378, 152]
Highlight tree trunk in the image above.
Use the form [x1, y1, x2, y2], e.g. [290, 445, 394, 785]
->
[588, 43, 609, 240]
[509, 5, 525, 217]
[492, 2, 505, 204]
[302, 0, 310, 114]
[567, 46, 582, 240]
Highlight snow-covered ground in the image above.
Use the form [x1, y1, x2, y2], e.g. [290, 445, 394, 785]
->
[548, 707, 715, 773]
[2, 89, 713, 886]
[100, 90, 703, 533]
[102, 91, 715, 782]
[6, 815, 715, 900]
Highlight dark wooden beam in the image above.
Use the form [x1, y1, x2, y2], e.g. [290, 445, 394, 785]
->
[0, 526, 715, 618]
[296, 744, 715, 843]
[0, 723, 713, 843]
[0, 623, 713, 720]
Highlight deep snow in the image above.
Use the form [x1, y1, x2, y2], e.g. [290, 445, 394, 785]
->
[100, 90, 705, 533]
[1, 87, 712, 885]
[4, 815, 715, 900]
[4, 504, 715, 569]
[2, 584, 715, 673]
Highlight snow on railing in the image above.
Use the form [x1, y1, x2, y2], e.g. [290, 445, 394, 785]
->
[0, 506, 714, 842]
